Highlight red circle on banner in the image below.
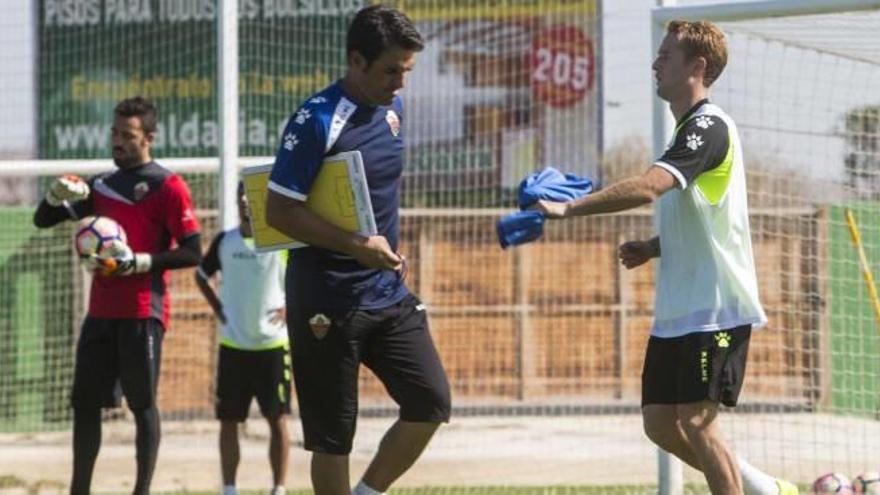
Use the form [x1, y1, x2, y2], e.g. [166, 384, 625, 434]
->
[529, 25, 595, 108]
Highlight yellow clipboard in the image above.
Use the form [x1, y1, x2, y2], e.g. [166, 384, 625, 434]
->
[242, 150, 376, 253]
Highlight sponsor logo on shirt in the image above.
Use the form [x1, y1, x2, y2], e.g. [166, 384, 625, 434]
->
[294, 108, 312, 125]
[686, 133, 704, 151]
[386, 110, 400, 137]
[308, 313, 331, 340]
[338, 100, 356, 114]
[283, 132, 299, 151]
[695, 116, 714, 129]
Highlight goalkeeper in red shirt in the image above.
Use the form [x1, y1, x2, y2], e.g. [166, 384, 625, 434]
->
[33, 97, 202, 495]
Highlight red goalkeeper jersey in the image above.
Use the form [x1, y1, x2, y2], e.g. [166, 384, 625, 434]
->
[74, 162, 200, 328]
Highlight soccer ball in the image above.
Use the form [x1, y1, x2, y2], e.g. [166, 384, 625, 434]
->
[813, 472, 854, 494]
[853, 472, 880, 494]
[73, 215, 127, 259]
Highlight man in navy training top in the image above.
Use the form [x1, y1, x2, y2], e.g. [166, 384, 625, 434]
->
[265, 5, 451, 495]
[33, 96, 202, 495]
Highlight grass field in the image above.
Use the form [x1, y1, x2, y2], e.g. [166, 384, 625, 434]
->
[0, 477, 812, 495]
[102, 487, 711, 495]
[2, 475, 711, 495]
[98, 486, 807, 495]
[0, 478, 681, 494]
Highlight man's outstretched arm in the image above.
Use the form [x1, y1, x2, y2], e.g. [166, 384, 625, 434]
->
[536, 166, 677, 219]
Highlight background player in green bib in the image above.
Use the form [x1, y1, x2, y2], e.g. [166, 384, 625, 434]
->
[196, 182, 291, 495]
[535, 20, 796, 495]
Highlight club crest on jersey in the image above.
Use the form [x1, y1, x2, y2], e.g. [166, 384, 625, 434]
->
[308, 313, 331, 340]
[385, 110, 400, 137]
[134, 181, 150, 201]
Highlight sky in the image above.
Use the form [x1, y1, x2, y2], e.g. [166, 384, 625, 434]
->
[0, 0, 36, 158]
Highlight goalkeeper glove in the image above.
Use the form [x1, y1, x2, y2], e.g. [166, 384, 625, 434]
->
[46, 174, 90, 207]
[84, 241, 152, 276]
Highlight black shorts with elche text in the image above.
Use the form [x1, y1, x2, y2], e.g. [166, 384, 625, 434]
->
[288, 293, 451, 455]
[71, 317, 164, 410]
[215, 343, 292, 422]
[641, 325, 751, 407]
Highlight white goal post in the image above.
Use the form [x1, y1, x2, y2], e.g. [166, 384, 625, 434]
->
[651, 1, 880, 494]
[0, 157, 272, 178]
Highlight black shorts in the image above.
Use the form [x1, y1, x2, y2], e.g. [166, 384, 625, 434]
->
[641, 326, 751, 407]
[289, 293, 451, 455]
[215, 344, 292, 421]
[71, 317, 163, 410]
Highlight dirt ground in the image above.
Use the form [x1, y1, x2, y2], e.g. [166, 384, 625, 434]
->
[0, 414, 657, 493]
[2, 412, 878, 493]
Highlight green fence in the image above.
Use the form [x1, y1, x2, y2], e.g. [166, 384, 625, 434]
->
[0, 207, 77, 432]
[828, 203, 880, 416]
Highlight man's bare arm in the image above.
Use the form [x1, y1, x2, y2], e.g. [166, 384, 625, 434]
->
[538, 166, 677, 218]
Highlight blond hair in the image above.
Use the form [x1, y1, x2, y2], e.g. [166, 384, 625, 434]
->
[667, 20, 728, 87]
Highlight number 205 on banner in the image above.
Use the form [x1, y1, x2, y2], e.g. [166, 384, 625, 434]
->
[530, 25, 595, 109]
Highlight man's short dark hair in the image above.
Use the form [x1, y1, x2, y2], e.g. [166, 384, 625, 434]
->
[346, 5, 424, 66]
[114, 96, 158, 134]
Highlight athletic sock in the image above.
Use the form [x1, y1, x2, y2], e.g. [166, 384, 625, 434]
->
[71, 407, 102, 494]
[270, 486, 285, 495]
[352, 480, 385, 495]
[222, 485, 238, 495]
[738, 455, 782, 495]
[133, 406, 161, 495]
